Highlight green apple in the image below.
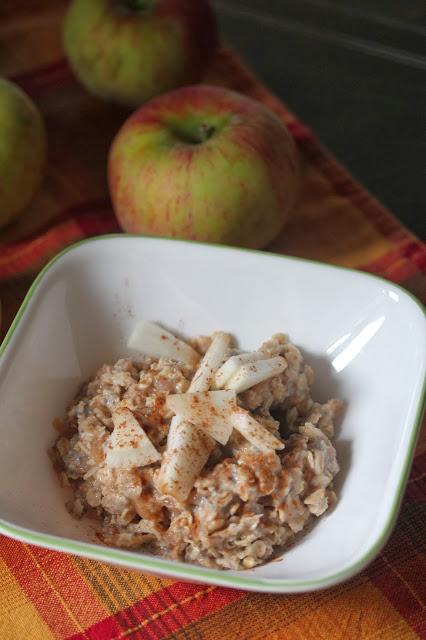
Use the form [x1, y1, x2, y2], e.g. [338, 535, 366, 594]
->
[0, 79, 46, 229]
[108, 85, 300, 248]
[63, 0, 218, 107]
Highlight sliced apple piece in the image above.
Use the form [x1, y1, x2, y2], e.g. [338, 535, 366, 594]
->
[163, 333, 229, 462]
[213, 352, 265, 389]
[156, 421, 214, 502]
[231, 407, 284, 452]
[189, 331, 230, 392]
[224, 356, 287, 393]
[128, 321, 199, 366]
[105, 408, 161, 469]
[161, 330, 229, 489]
[166, 390, 236, 445]
[165, 415, 180, 448]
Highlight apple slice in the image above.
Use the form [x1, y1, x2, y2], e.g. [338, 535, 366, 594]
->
[189, 331, 230, 393]
[166, 390, 236, 445]
[128, 321, 199, 366]
[156, 420, 214, 502]
[231, 407, 284, 452]
[160, 330, 229, 486]
[164, 331, 230, 449]
[105, 408, 161, 469]
[213, 352, 265, 389]
[224, 356, 287, 393]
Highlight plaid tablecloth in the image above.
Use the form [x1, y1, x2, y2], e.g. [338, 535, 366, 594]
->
[0, 3, 425, 639]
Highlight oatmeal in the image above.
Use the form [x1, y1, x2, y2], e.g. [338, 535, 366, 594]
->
[53, 323, 342, 570]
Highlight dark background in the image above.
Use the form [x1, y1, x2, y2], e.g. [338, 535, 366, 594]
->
[213, 0, 426, 239]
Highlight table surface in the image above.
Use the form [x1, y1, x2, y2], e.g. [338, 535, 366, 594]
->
[213, 0, 426, 239]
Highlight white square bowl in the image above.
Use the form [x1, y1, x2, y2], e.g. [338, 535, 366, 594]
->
[0, 235, 425, 593]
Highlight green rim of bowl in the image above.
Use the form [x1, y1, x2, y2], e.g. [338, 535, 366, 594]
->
[1, 234, 425, 593]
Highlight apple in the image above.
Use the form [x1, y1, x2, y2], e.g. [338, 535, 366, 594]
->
[63, 0, 218, 107]
[108, 85, 300, 248]
[0, 79, 46, 230]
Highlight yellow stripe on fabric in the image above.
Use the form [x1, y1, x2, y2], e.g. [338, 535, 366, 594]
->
[169, 578, 417, 640]
[277, 581, 418, 640]
[74, 557, 126, 614]
[90, 562, 136, 612]
[0, 558, 54, 640]
[117, 567, 173, 600]
[102, 565, 142, 610]
[270, 161, 394, 268]
[108, 566, 173, 607]
[74, 556, 171, 615]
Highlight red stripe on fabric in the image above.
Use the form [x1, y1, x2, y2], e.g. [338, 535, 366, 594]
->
[369, 551, 426, 637]
[410, 452, 426, 478]
[394, 241, 426, 269]
[360, 240, 426, 282]
[405, 452, 426, 501]
[362, 260, 418, 284]
[10, 59, 70, 81]
[0, 198, 113, 258]
[77, 211, 118, 237]
[41, 197, 114, 236]
[125, 581, 195, 639]
[0, 537, 96, 637]
[67, 582, 245, 640]
[127, 582, 244, 639]
[286, 120, 313, 143]
[405, 478, 426, 502]
[384, 260, 420, 283]
[378, 259, 419, 283]
[114, 590, 168, 640]
[16, 69, 75, 98]
[364, 242, 414, 271]
[10, 59, 74, 97]
[408, 243, 426, 272]
[54, 197, 114, 224]
[0, 211, 119, 280]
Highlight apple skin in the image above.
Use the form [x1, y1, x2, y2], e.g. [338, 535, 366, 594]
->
[63, 0, 218, 107]
[108, 85, 300, 248]
[0, 79, 46, 230]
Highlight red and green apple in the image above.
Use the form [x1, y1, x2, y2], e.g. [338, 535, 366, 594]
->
[0, 78, 46, 230]
[63, 0, 218, 107]
[108, 85, 300, 248]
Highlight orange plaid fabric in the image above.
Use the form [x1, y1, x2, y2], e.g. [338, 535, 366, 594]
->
[0, 3, 425, 639]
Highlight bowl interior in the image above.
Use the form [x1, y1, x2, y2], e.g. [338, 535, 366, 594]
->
[0, 236, 424, 586]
